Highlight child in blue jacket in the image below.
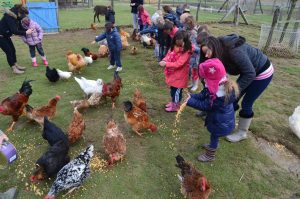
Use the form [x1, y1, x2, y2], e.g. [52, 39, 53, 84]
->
[186, 37, 239, 162]
[92, 22, 123, 72]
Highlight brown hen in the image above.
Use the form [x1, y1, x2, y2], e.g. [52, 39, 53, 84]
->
[133, 89, 147, 112]
[102, 72, 122, 108]
[67, 108, 85, 144]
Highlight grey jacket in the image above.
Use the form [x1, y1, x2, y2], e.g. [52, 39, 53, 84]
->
[219, 34, 269, 92]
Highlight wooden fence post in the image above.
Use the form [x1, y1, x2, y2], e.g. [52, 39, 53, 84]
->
[196, 0, 200, 21]
[289, 5, 300, 47]
[263, 7, 280, 53]
[279, 0, 297, 43]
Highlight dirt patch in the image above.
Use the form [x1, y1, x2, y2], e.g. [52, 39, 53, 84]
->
[250, 135, 300, 179]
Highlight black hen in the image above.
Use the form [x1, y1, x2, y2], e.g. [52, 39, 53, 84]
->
[30, 140, 70, 182]
[43, 117, 68, 146]
[81, 48, 90, 56]
[46, 66, 60, 82]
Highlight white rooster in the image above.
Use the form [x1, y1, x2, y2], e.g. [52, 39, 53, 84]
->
[289, 106, 300, 139]
[56, 69, 72, 79]
[74, 77, 103, 96]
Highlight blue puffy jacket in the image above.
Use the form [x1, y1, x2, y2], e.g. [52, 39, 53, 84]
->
[187, 88, 236, 136]
[164, 11, 182, 28]
[95, 27, 122, 51]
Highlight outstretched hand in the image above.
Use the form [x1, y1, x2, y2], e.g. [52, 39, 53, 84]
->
[0, 133, 9, 149]
[91, 41, 96, 45]
[159, 61, 166, 67]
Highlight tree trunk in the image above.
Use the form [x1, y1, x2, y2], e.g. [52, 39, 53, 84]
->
[279, 0, 297, 43]
[111, 0, 114, 9]
[289, 5, 300, 47]
[263, 7, 280, 53]
[196, 0, 201, 21]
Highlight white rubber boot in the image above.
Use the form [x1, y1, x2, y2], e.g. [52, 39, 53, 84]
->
[226, 117, 252, 142]
[190, 79, 199, 92]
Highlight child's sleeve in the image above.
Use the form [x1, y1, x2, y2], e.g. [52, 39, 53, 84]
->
[165, 51, 191, 68]
[140, 26, 156, 35]
[36, 22, 43, 41]
[95, 33, 106, 42]
[187, 96, 212, 111]
[21, 36, 27, 44]
[115, 33, 122, 50]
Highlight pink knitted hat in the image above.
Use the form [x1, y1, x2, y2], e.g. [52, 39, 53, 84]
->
[199, 58, 227, 96]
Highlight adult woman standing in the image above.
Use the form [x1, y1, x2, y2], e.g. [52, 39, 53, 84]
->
[0, 4, 33, 74]
[217, 34, 274, 142]
[130, 0, 143, 32]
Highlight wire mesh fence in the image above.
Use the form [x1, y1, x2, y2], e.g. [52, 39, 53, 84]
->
[258, 23, 300, 57]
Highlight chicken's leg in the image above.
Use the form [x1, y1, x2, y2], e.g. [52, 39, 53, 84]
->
[64, 187, 78, 196]
[6, 121, 16, 133]
[133, 130, 142, 136]
[112, 102, 116, 109]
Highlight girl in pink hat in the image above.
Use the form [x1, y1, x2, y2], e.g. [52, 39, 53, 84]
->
[159, 30, 194, 112]
[186, 37, 239, 162]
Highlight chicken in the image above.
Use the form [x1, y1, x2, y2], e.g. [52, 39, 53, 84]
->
[30, 140, 70, 183]
[74, 77, 103, 96]
[103, 119, 126, 165]
[141, 34, 155, 48]
[133, 89, 147, 112]
[70, 93, 102, 111]
[83, 55, 93, 65]
[56, 69, 72, 79]
[289, 106, 300, 139]
[91, 23, 97, 30]
[101, 72, 122, 108]
[123, 101, 157, 136]
[130, 46, 138, 55]
[81, 47, 98, 61]
[42, 117, 69, 146]
[0, 80, 33, 132]
[131, 29, 140, 41]
[44, 145, 94, 199]
[45, 66, 60, 83]
[68, 108, 85, 144]
[25, 96, 61, 125]
[175, 155, 212, 199]
[66, 51, 87, 73]
[120, 28, 130, 49]
[98, 45, 109, 58]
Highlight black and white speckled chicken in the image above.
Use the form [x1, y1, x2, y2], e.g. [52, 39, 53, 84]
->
[44, 145, 94, 199]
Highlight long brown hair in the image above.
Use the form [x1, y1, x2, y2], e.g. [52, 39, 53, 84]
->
[205, 36, 223, 59]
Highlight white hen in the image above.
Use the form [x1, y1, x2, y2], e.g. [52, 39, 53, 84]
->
[289, 106, 300, 139]
[83, 55, 93, 65]
[74, 77, 103, 96]
[56, 69, 72, 79]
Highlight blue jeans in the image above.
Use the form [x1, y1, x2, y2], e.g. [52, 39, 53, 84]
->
[236, 75, 273, 118]
[132, 14, 138, 30]
[109, 50, 122, 67]
[209, 134, 219, 149]
[170, 86, 182, 104]
[29, 43, 45, 58]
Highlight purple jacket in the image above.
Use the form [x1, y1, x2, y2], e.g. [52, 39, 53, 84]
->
[21, 20, 43, 46]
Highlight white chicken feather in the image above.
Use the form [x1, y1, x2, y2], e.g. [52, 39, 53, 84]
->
[83, 55, 93, 65]
[289, 106, 300, 139]
[74, 77, 103, 96]
[56, 69, 72, 79]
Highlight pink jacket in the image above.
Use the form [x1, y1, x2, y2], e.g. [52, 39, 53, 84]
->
[169, 26, 178, 38]
[163, 46, 194, 88]
[138, 9, 151, 25]
[21, 19, 43, 46]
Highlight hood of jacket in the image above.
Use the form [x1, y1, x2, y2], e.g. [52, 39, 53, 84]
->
[219, 34, 246, 49]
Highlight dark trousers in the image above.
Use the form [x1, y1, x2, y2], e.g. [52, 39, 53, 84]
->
[170, 86, 183, 104]
[236, 75, 273, 118]
[159, 45, 168, 61]
[0, 37, 16, 67]
[29, 43, 45, 58]
[109, 49, 122, 67]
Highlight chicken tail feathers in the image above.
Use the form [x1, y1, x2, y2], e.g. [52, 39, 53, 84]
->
[19, 79, 34, 96]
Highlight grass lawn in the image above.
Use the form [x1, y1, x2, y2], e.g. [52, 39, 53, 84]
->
[0, 3, 300, 199]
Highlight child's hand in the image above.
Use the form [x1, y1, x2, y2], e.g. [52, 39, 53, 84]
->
[0, 133, 9, 149]
[26, 29, 33, 35]
[91, 41, 96, 45]
[159, 61, 166, 67]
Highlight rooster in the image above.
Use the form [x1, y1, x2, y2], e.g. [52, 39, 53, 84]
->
[130, 46, 138, 55]
[133, 89, 147, 112]
[101, 72, 122, 108]
[81, 47, 98, 61]
[0, 80, 33, 132]
[44, 145, 94, 199]
[103, 119, 126, 165]
[123, 101, 157, 136]
[68, 108, 85, 144]
[25, 96, 61, 125]
[175, 155, 212, 199]
[30, 140, 70, 183]
[98, 45, 109, 58]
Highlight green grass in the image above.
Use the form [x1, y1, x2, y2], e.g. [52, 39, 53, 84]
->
[0, 22, 300, 198]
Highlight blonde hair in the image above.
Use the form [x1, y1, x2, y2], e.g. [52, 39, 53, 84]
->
[224, 78, 239, 104]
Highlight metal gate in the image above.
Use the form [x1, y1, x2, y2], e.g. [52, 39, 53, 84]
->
[27, 2, 59, 33]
